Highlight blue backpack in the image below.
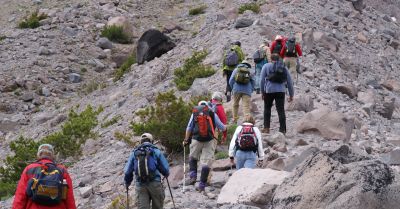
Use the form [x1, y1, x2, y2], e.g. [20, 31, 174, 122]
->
[26, 162, 65, 206]
[134, 145, 158, 182]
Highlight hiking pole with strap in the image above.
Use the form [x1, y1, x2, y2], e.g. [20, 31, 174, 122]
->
[126, 185, 129, 209]
[183, 144, 186, 193]
[166, 177, 177, 209]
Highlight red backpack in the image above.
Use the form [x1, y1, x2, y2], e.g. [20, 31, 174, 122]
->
[236, 125, 258, 151]
[192, 105, 215, 141]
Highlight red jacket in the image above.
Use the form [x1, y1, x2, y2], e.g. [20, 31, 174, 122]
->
[280, 43, 302, 58]
[12, 159, 76, 209]
[270, 38, 287, 58]
[211, 99, 227, 143]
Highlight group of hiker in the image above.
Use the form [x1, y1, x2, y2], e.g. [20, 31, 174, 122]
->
[11, 34, 302, 209]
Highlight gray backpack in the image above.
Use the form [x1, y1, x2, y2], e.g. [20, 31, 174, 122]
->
[224, 49, 239, 67]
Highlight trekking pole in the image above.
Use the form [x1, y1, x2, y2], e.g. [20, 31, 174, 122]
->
[166, 177, 177, 209]
[183, 144, 186, 193]
[126, 185, 129, 209]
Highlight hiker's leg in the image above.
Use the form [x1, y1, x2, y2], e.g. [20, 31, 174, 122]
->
[225, 70, 233, 96]
[241, 94, 251, 118]
[235, 150, 246, 170]
[148, 181, 165, 209]
[275, 92, 286, 134]
[136, 184, 151, 209]
[189, 140, 203, 180]
[198, 139, 217, 190]
[287, 57, 297, 77]
[198, 165, 210, 191]
[243, 152, 257, 169]
[263, 93, 274, 129]
[255, 65, 262, 91]
[232, 92, 241, 123]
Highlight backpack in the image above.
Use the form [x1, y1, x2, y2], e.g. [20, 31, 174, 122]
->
[253, 49, 265, 63]
[234, 66, 251, 84]
[224, 49, 239, 67]
[134, 144, 158, 182]
[236, 125, 258, 151]
[285, 38, 297, 57]
[26, 162, 65, 206]
[192, 105, 215, 141]
[267, 62, 287, 83]
[272, 40, 283, 54]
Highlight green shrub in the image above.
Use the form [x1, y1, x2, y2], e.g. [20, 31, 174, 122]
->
[174, 50, 215, 91]
[114, 131, 137, 147]
[215, 151, 229, 160]
[0, 105, 102, 198]
[101, 25, 131, 44]
[189, 5, 207, 15]
[0, 36, 5, 42]
[18, 11, 48, 29]
[131, 91, 192, 152]
[102, 115, 122, 128]
[238, 3, 260, 14]
[114, 53, 136, 81]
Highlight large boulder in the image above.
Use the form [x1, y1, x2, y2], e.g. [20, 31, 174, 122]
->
[287, 94, 314, 112]
[296, 107, 354, 141]
[375, 97, 396, 120]
[107, 16, 134, 40]
[136, 29, 175, 64]
[334, 84, 358, 99]
[217, 168, 290, 206]
[271, 145, 400, 209]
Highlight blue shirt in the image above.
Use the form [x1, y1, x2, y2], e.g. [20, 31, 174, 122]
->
[124, 142, 170, 186]
[260, 61, 294, 97]
[229, 64, 255, 96]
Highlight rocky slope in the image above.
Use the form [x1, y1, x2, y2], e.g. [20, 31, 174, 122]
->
[1, 0, 400, 208]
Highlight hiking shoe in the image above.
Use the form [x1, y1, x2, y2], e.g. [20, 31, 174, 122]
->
[256, 89, 260, 94]
[184, 177, 196, 185]
[226, 95, 231, 102]
[196, 182, 206, 192]
[261, 128, 270, 134]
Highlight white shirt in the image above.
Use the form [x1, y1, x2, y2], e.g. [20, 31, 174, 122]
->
[228, 123, 264, 158]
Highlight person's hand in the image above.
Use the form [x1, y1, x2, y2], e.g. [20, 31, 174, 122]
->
[288, 96, 293, 103]
[182, 138, 189, 146]
[257, 159, 263, 167]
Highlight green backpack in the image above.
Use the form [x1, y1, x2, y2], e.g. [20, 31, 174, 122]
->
[234, 66, 251, 84]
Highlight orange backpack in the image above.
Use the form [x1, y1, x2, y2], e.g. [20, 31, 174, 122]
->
[192, 105, 215, 141]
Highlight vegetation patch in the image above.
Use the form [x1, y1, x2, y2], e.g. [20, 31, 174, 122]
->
[0, 36, 6, 42]
[101, 25, 131, 44]
[215, 151, 229, 160]
[0, 105, 102, 199]
[174, 50, 215, 91]
[114, 52, 136, 81]
[238, 3, 261, 14]
[114, 131, 137, 148]
[101, 115, 122, 128]
[189, 5, 208, 16]
[18, 11, 48, 29]
[131, 91, 192, 152]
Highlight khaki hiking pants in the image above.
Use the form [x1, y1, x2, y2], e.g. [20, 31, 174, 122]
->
[189, 139, 218, 167]
[233, 92, 251, 122]
[283, 57, 297, 77]
[136, 181, 165, 209]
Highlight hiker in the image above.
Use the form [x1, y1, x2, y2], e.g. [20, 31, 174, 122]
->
[183, 101, 227, 192]
[124, 133, 170, 209]
[210, 91, 228, 144]
[260, 54, 294, 134]
[12, 144, 76, 209]
[253, 44, 269, 94]
[281, 36, 303, 77]
[222, 41, 245, 102]
[270, 35, 287, 59]
[229, 115, 264, 169]
[262, 41, 272, 63]
[229, 60, 255, 124]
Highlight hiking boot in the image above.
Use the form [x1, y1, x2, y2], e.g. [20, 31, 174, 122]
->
[226, 92, 231, 102]
[261, 128, 270, 134]
[256, 89, 260, 94]
[196, 182, 206, 192]
[185, 177, 196, 185]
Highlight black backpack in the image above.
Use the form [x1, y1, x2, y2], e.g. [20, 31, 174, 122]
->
[267, 62, 287, 83]
[26, 162, 65, 206]
[235, 124, 258, 151]
[134, 144, 158, 182]
[285, 38, 297, 57]
[272, 40, 283, 54]
[253, 49, 265, 63]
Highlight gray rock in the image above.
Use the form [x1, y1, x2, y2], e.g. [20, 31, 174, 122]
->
[88, 59, 105, 72]
[38, 46, 51, 55]
[68, 73, 81, 83]
[41, 87, 51, 97]
[334, 84, 358, 99]
[287, 94, 314, 112]
[234, 18, 254, 29]
[376, 97, 396, 119]
[21, 92, 34, 102]
[351, 0, 365, 12]
[284, 147, 320, 172]
[136, 29, 175, 65]
[62, 27, 78, 37]
[79, 186, 92, 198]
[96, 38, 113, 49]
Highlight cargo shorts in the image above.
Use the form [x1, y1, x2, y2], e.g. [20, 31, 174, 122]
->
[189, 139, 217, 167]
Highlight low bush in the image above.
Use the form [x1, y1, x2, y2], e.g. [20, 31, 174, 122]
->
[18, 11, 48, 29]
[215, 151, 229, 160]
[131, 91, 192, 152]
[101, 25, 131, 44]
[102, 115, 122, 128]
[238, 3, 260, 14]
[189, 5, 207, 15]
[0, 105, 102, 199]
[114, 53, 136, 81]
[174, 50, 215, 91]
[114, 131, 137, 148]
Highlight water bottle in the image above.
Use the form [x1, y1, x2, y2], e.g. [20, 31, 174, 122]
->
[62, 179, 68, 200]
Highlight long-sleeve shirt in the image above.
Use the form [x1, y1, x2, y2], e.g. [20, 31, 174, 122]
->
[186, 111, 226, 132]
[124, 143, 170, 186]
[222, 45, 245, 72]
[260, 61, 294, 97]
[270, 39, 287, 58]
[280, 43, 303, 58]
[12, 159, 76, 209]
[229, 64, 255, 96]
[228, 123, 264, 158]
